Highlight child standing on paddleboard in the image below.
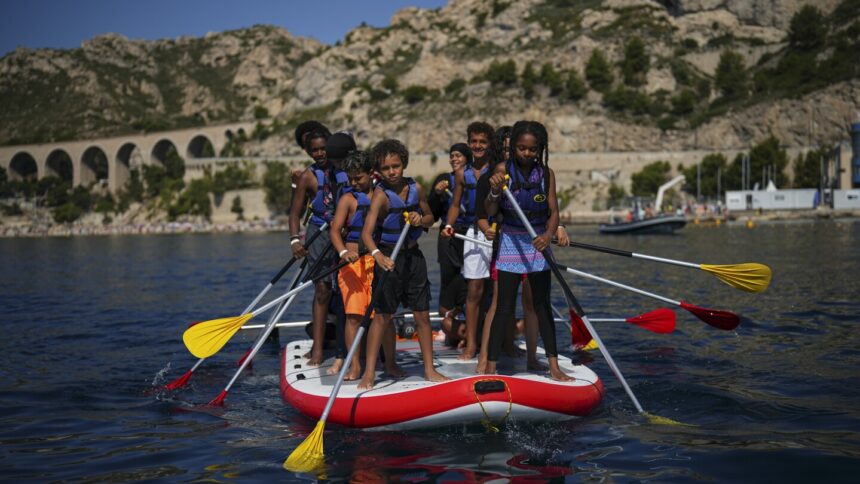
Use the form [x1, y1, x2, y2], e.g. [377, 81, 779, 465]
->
[485, 120, 572, 381]
[329, 150, 385, 381]
[359, 139, 450, 389]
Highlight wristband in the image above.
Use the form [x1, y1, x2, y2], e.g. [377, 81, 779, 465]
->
[444, 224, 453, 232]
[290, 239, 302, 246]
[338, 249, 348, 258]
[371, 249, 380, 257]
[488, 191, 500, 200]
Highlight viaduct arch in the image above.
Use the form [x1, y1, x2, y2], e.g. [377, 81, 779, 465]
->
[0, 121, 255, 193]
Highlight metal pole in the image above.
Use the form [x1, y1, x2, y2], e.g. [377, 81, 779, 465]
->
[696, 162, 701, 201]
[717, 166, 721, 200]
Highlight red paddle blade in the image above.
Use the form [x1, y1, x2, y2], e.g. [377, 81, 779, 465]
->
[208, 390, 228, 406]
[570, 310, 593, 349]
[187, 321, 202, 328]
[163, 370, 193, 391]
[236, 347, 254, 368]
[680, 301, 740, 330]
[626, 308, 676, 334]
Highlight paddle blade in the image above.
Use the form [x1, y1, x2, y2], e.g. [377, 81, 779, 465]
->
[209, 390, 227, 406]
[700, 263, 772, 293]
[570, 310, 593, 349]
[163, 369, 193, 391]
[236, 347, 253, 368]
[182, 314, 254, 358]
[284, 420, 326, 473]
[645, 412, 694, 426]
[679, 301, 740, 330]
[626, 308, 676, 334]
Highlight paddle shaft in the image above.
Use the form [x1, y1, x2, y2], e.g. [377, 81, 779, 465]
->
[501, 183, 645, 414]
[565, 240, 699, 270]
[318, 221, 413, 424]
[173, 238, 317, 383]
[219, 250, 358, 396]
[559, 264, 680, 306]
[445, 188, 467, 213]
[243, 222, 329, 315]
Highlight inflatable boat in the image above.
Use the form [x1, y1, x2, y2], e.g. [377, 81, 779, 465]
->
[280, 337, 603, 431]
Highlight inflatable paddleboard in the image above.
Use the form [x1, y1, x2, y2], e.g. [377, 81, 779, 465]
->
[280, 337, 603, 430]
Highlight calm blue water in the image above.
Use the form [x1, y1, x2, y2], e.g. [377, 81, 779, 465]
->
[1, 221, 859, 481]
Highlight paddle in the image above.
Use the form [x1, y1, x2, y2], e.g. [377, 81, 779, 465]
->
[445, 188, 467, 213]
[284, 215, 413, 474]
[163, 226, 327, 390]
[207, 243, 351, 405]
[561, 240, 772, 293]
[500, 175, 681, 424]
[457, 233, 676, 338]
[182, 248, 349, 360]
[557, 264, 740, 331]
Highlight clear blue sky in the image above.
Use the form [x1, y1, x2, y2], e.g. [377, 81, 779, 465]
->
[0, 0, 448, 56]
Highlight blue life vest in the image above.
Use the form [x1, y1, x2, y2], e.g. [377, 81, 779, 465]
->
[456, 164, 487, 226]
[501, 161, 548, 231]
[378, 177, 423, 245]
[309, 163, 350, 226]
[345, 191, 371, 243]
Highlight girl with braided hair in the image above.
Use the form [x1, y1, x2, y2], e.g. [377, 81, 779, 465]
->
[484, 120, 572, 381]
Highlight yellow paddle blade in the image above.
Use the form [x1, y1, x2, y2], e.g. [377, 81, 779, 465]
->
[700, 263, 772, 293]
[182, 313, 254, 358]
[284, 420, 326, 473]
[582, 339, 599, 351]
[645, 412, 695, 426]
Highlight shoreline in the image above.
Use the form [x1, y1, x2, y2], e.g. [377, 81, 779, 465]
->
[2, 208, 858, 239]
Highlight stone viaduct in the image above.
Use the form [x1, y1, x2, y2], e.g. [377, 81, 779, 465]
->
[0, 121, 257, 192]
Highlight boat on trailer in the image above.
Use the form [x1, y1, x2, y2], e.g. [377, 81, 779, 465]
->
[280, 337, 603, 431]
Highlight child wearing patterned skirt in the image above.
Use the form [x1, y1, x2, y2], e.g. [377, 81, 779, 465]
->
[484, 121, 573, 382]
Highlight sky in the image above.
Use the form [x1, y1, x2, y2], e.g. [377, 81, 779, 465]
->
[0, 0, 448, 56]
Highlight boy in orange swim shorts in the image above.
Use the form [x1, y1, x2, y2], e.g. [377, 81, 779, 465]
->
[330, 150, 378, 381]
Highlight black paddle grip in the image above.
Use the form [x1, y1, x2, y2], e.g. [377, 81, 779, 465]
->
[570, 241, 632, 258]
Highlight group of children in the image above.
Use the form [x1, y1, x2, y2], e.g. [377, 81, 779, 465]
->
[288, 119, 574, 390]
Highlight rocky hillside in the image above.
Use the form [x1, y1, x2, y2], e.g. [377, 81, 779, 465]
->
[1, 0, 857, 154]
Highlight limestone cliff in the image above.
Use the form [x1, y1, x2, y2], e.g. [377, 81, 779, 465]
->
[1, 0, 856, 155]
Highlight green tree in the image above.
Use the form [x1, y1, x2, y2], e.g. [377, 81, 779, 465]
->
[788, 5, 827, 50]
[749, 135, 789, 187]
[382, 75, 399, 93]
[486, 59, 518, 85]
[631, 161, 671, 196]
[622, 36, 650, 86]
[539, 63, 564, 96]
[52, 203, 83, 223]
[608, 182, 626, 206]
[565, 68, 587, 100]
[254, 105, 269, 120]
[792, 148, 825, 188]
[521, 62, 537, 99]
[715, 50, 748, 98]
[585, 49, 614, 92]
[168, 178, 212, 221]
[671, 89, 697, 115]
[401, 85, 430, 104]
[682, 153, 728, 198]
[231, 195, 245, 220]
[263, 161, 292, 215]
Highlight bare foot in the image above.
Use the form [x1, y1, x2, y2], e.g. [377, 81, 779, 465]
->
[327, 358, 343, 375]
[344, 366, 362, 381]
[481, 361, 497, 375]
[528, 358, 548, 371]
[307, 349, 324, 367]
[549, 366, 574, 382]
[458, 345, 477, 361]
[385, 364, 407, 378]
[357, 376, 375, 390]
[424, 368, 451, 382]
[475, 357, 487, 374]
